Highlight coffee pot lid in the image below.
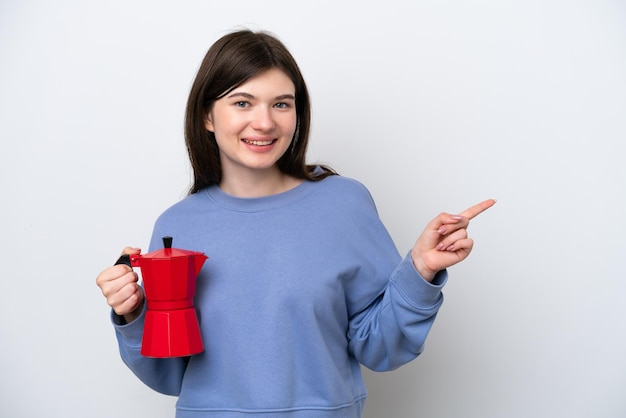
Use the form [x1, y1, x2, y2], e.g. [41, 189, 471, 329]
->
[140, 236, 205, 259]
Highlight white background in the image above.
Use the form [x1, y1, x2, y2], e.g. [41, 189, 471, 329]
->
[1, 1, 625, 417]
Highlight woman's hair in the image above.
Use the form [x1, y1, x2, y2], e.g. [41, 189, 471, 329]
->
[185, 29, 336, 194]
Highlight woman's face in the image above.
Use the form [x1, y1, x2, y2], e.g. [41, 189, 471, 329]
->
[205, 68, 297, 180]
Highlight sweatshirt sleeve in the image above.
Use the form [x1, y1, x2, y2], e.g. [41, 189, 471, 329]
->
[335, 177, 447, 372]
[347, 252, 447, 372]
[113, 304, 190, 395]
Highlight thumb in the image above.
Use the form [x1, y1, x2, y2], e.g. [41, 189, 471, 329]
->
[120, 247, 141, 256]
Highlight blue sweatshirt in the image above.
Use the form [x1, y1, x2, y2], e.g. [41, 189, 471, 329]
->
[114, 174, 447, 417]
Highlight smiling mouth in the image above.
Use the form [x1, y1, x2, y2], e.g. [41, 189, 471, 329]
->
[242, 138, 276, 146]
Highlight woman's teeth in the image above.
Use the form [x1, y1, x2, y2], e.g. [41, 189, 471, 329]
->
[243, 139, 274, 146]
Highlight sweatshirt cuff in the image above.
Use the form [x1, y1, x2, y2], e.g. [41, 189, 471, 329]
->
[111, 304, 146, 345]
[390, 252, 447, 308]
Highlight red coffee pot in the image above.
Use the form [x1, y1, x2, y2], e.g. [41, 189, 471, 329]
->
[116, 236, 207, 357]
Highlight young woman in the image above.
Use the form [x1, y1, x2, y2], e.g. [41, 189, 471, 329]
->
[96, 29, 495, 418]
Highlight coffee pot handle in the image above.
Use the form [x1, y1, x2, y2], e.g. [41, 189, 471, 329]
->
[114, 254, 132, 267]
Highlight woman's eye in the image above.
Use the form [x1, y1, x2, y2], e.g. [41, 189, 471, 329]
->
[235, 101, 249, 108]
[274, 102, 289, 109]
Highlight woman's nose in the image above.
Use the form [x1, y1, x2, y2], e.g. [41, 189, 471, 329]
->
[251, 107, 276, 131]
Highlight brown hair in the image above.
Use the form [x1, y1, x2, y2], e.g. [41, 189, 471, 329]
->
[184, 29, 336, 194]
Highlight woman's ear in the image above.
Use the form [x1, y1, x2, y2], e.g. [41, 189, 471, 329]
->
[204, 113, 214, 132]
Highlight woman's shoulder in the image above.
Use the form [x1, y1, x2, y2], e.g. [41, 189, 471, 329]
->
[314, 174, 377, 208]
[319, 173, 371, 194]
[154, 187, 213, 219]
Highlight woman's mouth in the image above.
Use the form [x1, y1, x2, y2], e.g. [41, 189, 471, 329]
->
[242, 138, 276, 146]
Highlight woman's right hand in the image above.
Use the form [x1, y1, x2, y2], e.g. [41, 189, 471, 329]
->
[96, 247, 144, 323]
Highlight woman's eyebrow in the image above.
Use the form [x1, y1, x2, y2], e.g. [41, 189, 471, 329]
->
[227, 92, 255, 99]
[226, 92, 295, 101]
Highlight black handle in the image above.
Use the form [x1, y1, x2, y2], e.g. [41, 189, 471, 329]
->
[114, 254, 132, 267]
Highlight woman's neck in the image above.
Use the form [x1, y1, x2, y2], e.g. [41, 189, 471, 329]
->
[219, 168, 303, 198]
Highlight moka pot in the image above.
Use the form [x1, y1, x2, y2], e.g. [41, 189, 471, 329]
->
[116, 236, 207, 358]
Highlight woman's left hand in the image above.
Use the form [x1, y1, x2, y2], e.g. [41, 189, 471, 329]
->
[411, 199, 496, 282]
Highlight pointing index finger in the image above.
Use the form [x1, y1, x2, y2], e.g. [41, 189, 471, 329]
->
[459, 199, 497, 220]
